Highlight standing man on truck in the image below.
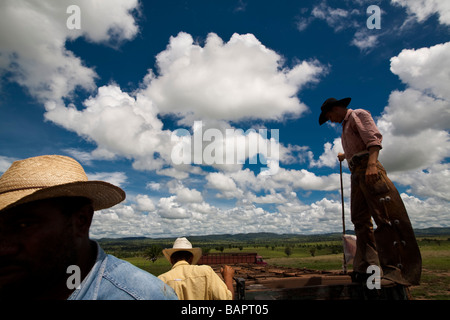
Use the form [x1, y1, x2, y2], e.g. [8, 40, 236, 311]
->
[318, 97, 421, 286]
[158, 237, 235, 300]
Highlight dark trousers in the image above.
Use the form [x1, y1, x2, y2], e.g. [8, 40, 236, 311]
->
[350, 156, 421, 285]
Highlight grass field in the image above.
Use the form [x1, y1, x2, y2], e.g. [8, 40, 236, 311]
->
[122, 237, 450, 300]
[407, 238, 450, 300]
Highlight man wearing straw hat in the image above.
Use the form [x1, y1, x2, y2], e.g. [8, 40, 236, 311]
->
[319, 97, 421, 287]
[158, 237, 235, 300]
[0, 155, 178, 300]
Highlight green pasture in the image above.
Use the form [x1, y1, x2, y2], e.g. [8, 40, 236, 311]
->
[123, 240, 347, 276]
[125, 256, 172, 276]
[121, 237, 450, 300]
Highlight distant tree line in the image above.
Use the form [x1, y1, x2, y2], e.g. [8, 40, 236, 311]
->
[98, 235, 449, 260]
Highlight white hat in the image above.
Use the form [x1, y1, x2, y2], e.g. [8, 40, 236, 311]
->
[162, 237, 202, 265]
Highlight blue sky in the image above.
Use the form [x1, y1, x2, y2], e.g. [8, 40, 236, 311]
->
[1, 0, 449, 238]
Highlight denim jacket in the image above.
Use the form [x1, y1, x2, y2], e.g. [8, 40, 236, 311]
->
[68, 242, 178, 300]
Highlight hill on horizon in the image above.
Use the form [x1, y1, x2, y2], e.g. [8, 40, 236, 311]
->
[96, 226, 450, 243]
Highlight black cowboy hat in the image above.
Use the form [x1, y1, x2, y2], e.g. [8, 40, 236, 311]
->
[318, 97, 351, 125]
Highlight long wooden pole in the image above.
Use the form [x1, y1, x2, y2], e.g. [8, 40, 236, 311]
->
[340, 160, 347, 274]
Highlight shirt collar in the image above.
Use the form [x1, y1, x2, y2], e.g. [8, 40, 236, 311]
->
[342, 108, 353, 124]
[172, 260, 190, 269]
[67, 241, 105, 300]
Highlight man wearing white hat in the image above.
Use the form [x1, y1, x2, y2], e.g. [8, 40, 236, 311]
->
[158, 237, 235, 300]
[0, 155, 178, 300]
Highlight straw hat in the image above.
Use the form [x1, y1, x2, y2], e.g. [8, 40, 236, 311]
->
[163, 237, 202, 265]
[0, 155, 126, 212]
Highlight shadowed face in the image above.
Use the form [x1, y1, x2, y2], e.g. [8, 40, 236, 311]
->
[0, 199, 84, 298]
[325, 106, 347, 124]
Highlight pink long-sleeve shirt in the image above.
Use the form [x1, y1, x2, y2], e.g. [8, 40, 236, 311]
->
[341, 109, 383, 161]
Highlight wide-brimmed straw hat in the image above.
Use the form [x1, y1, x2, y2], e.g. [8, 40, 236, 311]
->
[319, 97, 351, 125]
[0, 155, 126, 212]
[163, 237, 203, 265]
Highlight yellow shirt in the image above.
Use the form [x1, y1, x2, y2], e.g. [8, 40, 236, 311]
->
[158, 261, 232, 300]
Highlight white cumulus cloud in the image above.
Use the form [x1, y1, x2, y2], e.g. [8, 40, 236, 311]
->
[391, 0, 450, 26]
[378, 41, 450, 172]
[142, 32, 326, 123]
[0, 0, 139, 108]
